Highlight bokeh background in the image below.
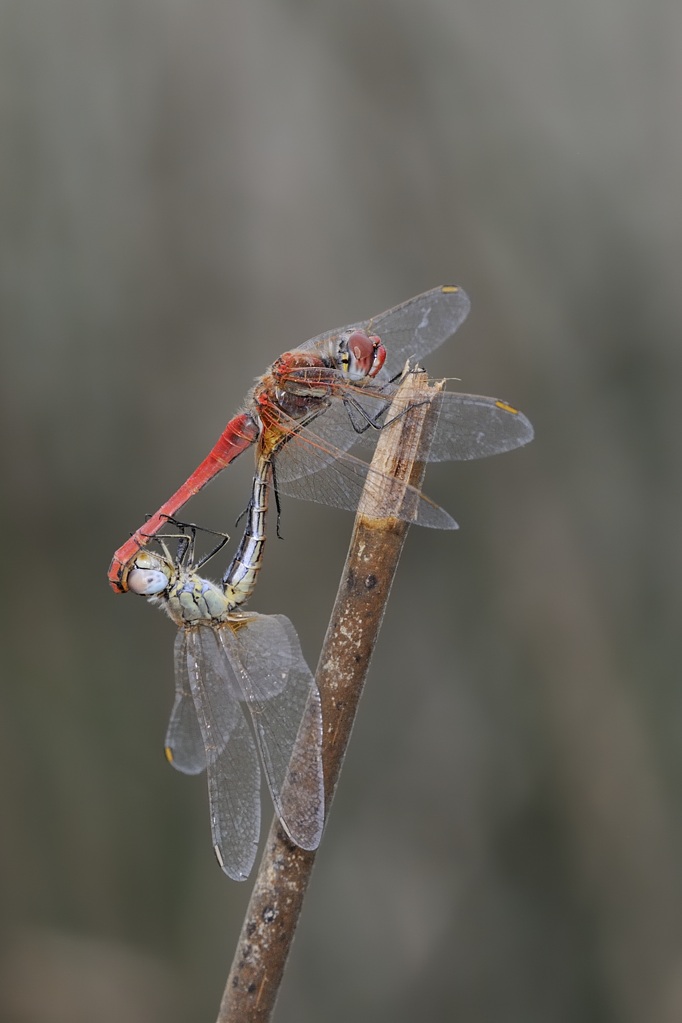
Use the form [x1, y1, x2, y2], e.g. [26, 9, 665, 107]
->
[2, 1, 681, 1021]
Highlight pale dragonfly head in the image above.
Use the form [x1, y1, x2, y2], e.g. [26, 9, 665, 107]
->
[126, 541, 231, 627]
[127, 549, 172, 597]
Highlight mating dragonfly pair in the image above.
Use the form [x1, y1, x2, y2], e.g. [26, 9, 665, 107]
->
[111, 285, 534, 879]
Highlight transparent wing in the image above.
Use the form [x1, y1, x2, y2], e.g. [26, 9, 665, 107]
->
[184, 627, 261, 881]
[272, 382, 534, 477]
[419, 392, 535, 461]
[219, 613, 324, 851]
[165, 630, 206, 775]
[369, 285, 471, 380]
[285, 391, 374, 460]
[271, 419, 458, 529]
[297, 285, 470, 381]
[354, 389, 535, 462]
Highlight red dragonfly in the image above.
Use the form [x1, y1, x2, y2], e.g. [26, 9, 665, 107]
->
[110, 285, 533, 592]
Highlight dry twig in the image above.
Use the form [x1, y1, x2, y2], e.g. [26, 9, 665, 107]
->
[217, 369, 442, 1023]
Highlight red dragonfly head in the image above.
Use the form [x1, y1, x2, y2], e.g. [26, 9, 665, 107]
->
[338, 331, 387, 381]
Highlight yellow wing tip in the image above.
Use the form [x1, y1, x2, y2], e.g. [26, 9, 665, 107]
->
[441, 285, 459, 294]
[495, 400, 520, 415]
[164, 746, 174, 765]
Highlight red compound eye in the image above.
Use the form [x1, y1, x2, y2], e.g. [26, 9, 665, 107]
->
[345, 331, 386, 379]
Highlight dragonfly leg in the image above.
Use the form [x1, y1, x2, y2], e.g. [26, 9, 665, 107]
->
[343, 394, 431, 434]
[234, 502, 249, 530]
[194, 532, 231, 571]
[152, 515, 231, 571]
[271, 462, 284, 540]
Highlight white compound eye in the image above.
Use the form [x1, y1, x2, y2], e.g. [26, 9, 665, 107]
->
[127, 568, 169, 596]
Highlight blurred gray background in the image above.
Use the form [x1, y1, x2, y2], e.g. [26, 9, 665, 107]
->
[1, 1, 681, 1021]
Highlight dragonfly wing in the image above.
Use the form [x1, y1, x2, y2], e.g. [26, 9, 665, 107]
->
[185, 626, 261, 880]
[274, 430, 458, 529]
[272, 398, 369, 481]
[165, 631, 206, 775]
[364, 390, 535, 463]
[219, 614, 324, 851]
[369, 285, 471, 380]
[296, 285, 470, 382]
[422, 392, 534, 461]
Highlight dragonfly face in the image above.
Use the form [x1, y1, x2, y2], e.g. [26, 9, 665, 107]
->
[127, 550, 171, 596]
[336, 330, 386, 380]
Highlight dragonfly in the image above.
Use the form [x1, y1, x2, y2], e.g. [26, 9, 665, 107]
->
[109, 284, 534, 592]
[127, 525, 324, 881]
